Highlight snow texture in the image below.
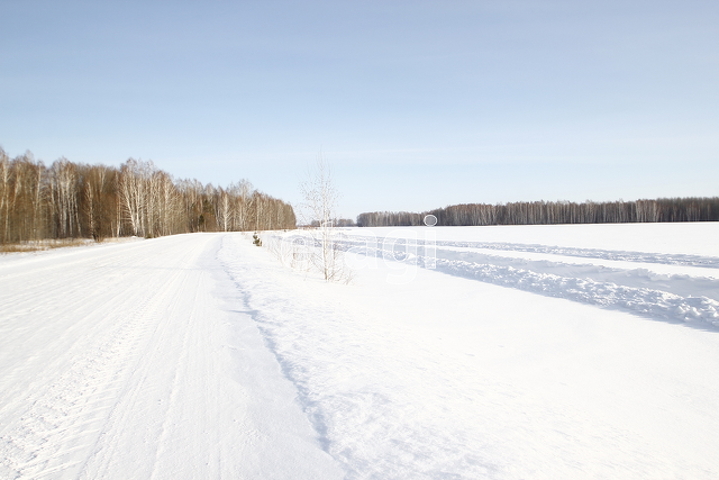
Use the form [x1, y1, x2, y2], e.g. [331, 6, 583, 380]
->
[2, 223, 719, 479]
[0, 234, 341, 480]
[318, 227, 719, 328]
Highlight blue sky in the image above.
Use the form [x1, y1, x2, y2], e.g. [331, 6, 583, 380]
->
[1, 0, 717, 218]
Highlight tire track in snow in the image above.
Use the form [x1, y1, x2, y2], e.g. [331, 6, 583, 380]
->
[73, 236, 215, 480]
[2, 233, 344, 480]
[146, 263, 208, 480]
[431, 258, 719, 328]
[429, 239, 719, 269]
[284, 235, 719, 329]
[0, 236, 212, 479]
[333, 233, 719, 268]
[438, 247, 719, 301]
[0, 273, 160, 477]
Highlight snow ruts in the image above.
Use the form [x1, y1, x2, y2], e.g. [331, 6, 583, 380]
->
[431, 258, 719, 328]
[0, 234, 342, 480]
[231, 230, 719, 479]
[430, 240, 719, 268]
[279, 234, 719, 329]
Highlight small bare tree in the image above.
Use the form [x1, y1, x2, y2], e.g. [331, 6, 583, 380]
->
[299, 156, 350, 282]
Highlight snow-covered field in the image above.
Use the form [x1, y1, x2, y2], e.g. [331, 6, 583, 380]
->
[2, 223, 719, 479]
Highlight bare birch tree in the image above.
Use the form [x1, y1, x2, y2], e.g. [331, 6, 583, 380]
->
[0, 148, 298, 245]
[300, 156, 349, 282]
[0, 149, 9, 243]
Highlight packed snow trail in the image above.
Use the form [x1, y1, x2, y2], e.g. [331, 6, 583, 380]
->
[0, 234, 342, 480]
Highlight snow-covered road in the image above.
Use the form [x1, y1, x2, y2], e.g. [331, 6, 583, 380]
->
[2, 224, 719, 479]
[0, 234, 341, 480]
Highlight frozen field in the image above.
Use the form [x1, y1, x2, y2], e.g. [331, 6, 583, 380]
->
[1, 223, 719, 479]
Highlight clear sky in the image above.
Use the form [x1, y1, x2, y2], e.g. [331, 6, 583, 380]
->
[1, 0, 717, 219]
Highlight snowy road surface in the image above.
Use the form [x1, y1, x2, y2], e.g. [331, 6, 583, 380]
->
[2, 223, 719, 479]
[0, 234, 341, 480]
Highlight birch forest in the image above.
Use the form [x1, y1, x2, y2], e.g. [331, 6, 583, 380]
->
[357, 198, 719, 227]
[0, 148, 296, 244]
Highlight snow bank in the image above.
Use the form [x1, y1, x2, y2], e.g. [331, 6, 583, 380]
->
[318, 229, 719, 329]
[225, 226, 719, 479]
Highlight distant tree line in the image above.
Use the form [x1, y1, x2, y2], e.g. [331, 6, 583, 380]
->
[357, 198, 719, 227]
[305, 218, 356, 228]
[0, 148, 296, 244]
[334, 218, 357, 227]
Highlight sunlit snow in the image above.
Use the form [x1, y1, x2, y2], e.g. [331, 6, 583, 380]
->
[1, 223, 719, 479]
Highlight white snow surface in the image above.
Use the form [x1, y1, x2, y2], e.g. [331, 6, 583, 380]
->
[0, 235, 341, 480]
[2, 223, 719, 479]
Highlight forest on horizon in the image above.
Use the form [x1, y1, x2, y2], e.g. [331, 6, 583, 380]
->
[357, 197, 719, 227]
[4, 147, 718, 246]
[0, 148, 296, 244]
